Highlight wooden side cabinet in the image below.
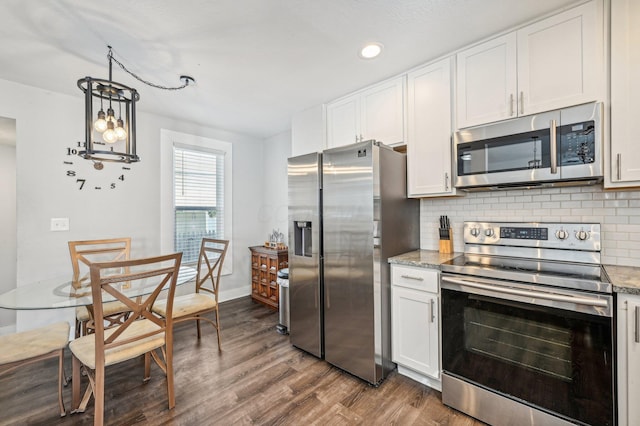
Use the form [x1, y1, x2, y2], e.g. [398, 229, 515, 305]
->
[249, 246, 288, 309]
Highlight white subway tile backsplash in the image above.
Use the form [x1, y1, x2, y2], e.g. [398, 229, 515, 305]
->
[570, 193, 592, 201]
[605, 199, 628, 208]
[561, 201, 582, 209]
[420, 185, 640, 267]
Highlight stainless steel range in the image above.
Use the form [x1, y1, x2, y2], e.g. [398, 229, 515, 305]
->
[440, 221, 614, 426]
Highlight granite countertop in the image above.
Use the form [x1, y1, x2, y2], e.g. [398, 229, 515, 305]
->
[604, 265, 640, 295]
[389, 250, 640, 296]
[388, 250, 461, 269]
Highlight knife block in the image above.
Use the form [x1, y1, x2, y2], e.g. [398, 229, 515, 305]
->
[439, 229, 453, 254]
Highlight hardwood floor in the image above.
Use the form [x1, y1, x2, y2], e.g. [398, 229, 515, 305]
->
[0, 297, 484, 425]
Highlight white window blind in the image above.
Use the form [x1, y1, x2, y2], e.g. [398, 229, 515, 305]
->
[173, 145, 225, 263]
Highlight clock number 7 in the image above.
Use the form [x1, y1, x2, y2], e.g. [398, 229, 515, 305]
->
[76, 179, 86, 190]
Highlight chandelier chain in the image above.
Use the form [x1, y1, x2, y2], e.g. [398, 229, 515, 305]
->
[108, 50, 191, 91]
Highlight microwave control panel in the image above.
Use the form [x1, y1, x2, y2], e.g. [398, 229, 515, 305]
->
[559, 120, 595, 166]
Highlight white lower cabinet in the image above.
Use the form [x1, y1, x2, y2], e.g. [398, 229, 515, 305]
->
[617, 293, 640, 426]
[391, 265, 440, 390]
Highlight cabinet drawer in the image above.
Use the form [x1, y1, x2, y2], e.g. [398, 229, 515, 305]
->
[391, 265, 439, 293]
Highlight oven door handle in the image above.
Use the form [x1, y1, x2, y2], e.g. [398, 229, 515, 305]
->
[441, 276, 611, 315]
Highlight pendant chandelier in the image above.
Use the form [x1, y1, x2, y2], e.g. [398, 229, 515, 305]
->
[77, 46, 194, 168]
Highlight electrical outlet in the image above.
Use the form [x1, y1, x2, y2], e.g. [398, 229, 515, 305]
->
[50, 218, 70, 231]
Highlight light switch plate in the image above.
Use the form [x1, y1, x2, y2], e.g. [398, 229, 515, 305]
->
[50, 217, 69, 231]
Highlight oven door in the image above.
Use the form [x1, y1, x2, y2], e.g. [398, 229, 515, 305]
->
[441, 275, 614, 426]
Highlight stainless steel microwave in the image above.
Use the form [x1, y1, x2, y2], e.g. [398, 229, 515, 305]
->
[454, 102, 603, 190]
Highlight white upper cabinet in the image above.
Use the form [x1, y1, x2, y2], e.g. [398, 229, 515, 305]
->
[291, 104, 326, 157]
[456, 34, 517, 128]
[517, 1, 601, 115]
[456, 0, 603, 129]
[326, 95, 359, 149]
[360, 77, 405, 146]
[327, 76, 406, 149]
[609, 0, 640, 186]
[407, 57, 456, 197]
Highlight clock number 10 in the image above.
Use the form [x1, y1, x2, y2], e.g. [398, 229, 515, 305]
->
[67, 142, 86, 156]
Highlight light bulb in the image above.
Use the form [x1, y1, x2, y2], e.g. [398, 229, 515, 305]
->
[106, 107, 116, 123]
[103, 121, 118, 143]
[115, 118, 127, 140]
[94, 110, 108, 133]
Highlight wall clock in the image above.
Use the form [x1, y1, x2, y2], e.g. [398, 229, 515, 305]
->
[64, 141, 131, 190]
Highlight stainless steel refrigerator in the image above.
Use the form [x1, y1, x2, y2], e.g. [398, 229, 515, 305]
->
[288, 140, 419, 385]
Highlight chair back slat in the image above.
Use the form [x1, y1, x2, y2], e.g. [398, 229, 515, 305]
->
[89, 253, 182, 353]
[68, 238, 132, 283]
[195, 239, 229, 300]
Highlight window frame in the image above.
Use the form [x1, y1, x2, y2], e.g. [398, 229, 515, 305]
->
[160, 129, 233, 274]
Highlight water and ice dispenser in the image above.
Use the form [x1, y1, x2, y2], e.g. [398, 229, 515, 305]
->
[294, 221, 312, 257]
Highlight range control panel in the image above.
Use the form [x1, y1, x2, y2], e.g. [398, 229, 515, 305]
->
[464, 221, 601, 251]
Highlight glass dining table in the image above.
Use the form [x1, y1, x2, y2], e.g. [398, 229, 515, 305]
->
[0, 265, 197, 310]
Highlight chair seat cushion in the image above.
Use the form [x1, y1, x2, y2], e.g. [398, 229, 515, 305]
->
[76, 301, 130, 322]
[69, 320, 164, 370]
[0, 322, 70, 365]
[152, 293, 217, 318]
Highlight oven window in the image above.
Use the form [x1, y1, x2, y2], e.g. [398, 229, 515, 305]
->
[442, 288, 614, 426]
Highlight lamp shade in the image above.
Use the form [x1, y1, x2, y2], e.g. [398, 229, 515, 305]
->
[77, 77, 140, 164]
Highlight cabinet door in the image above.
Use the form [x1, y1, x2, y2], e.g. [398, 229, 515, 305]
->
[517, 0, 601, 116]
[407, 58, 455, 197]
[326, 95, 359, 149]
[456, 33, 517, 128]
[392, 285, 439, 379]
[610, 0, 640, 185]
[292, 104, 326, 156]
[617, 294, 640, 426]
[360, 77, 406, 145]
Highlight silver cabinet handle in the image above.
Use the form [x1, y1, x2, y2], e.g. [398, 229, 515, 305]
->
[520, 91, 524, 114]
[430, 298, 435, 323]
[400, 275, 424, 281]
[509, 93, 514, 116]
[550, 120, 558, 174]
[636, 305, 640, 343]
[617, 153, 622, 181]
[445, 172, 449, 191]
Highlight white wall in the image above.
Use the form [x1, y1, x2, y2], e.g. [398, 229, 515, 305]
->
[421, 185, 640, 267]
[261, 130, 291, 244]
[0, 78, 266, 331]
[0, 142, 16, 331]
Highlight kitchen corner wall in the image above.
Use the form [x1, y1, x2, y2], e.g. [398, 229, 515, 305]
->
[261, 131, 291, 245]
[420, 185, 640, 267]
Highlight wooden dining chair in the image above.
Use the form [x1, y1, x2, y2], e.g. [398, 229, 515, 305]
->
[68, 237, 132, 337]
[0, 321, 70, 417]
[152, 238, 229, 350]
[68, 252, 182, 425]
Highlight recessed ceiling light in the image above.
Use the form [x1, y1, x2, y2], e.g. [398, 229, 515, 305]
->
[359, 42, 383, 59]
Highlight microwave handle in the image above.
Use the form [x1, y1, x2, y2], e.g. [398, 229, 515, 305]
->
[550, 119, 558, 174]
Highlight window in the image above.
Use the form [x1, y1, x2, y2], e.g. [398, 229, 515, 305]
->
[160, 130, 232, 273]
[173, 145, 224, 263]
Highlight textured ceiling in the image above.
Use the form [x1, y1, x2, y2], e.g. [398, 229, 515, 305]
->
[0, 0, 579, 139]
